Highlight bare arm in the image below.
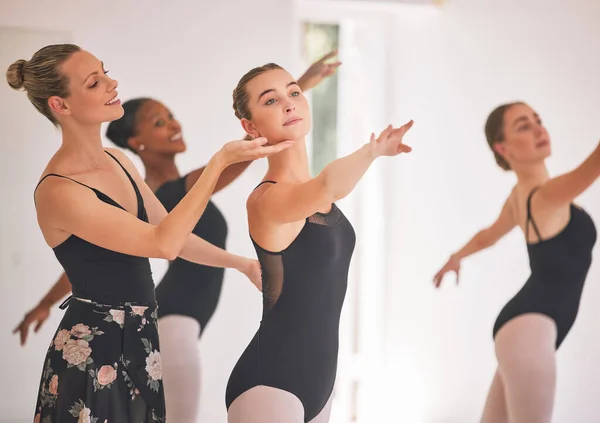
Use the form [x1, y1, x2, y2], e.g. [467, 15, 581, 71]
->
[433, 192, 517, 286]
[536, 141, 600, 208]
[184, 161, 252, 195]
[452, 195, 517, 260]
[115, 150, 263, 287]
[253, 122, 414, 224]
[37, 272, 72, 307]
[36, 140, 291, 260]
[36, 154, 226, 260]
[13, 272, 72, 345]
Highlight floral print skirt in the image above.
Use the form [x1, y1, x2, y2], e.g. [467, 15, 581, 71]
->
[33, 296, 165, 423]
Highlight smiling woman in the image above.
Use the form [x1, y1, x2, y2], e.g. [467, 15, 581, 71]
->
[5, 43, 291, 423]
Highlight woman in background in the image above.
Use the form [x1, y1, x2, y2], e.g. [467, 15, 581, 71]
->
[434, 102, 599, 423]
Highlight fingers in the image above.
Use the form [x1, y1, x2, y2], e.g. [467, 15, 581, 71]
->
[247, 137, 268, 148]
[318, 49, 338, 63]
[433, 271, 443, 287]
[370, 133, 376, 143]
[397, 144, 412, 153]
[377, 124, 394, 141]
[257, 141, 295, 156]
[20, 325, 29, 346]
[35, 319, 46, 333]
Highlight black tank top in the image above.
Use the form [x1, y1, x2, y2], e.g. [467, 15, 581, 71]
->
[35, 151, 155, 305]
[154, 176, 228, 330]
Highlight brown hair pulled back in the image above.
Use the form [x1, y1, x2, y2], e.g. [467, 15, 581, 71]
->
[232, 63, 284, 121]
[484, 102, 524, 171]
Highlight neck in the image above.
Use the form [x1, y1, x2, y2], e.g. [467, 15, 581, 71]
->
[265, 137, 311, 182]
[514, 161, 550, 188]
[58, 122, 107, 170]
[142, 153, 180, 192]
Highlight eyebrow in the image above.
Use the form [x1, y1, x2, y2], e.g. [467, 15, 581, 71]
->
[513, 114, 539, 127]
[84, 61, 104, 83]
[257, 81, 299, 103]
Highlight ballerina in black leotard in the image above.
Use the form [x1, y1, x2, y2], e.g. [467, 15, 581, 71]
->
[14, 52, 341, 423]
[434, 102, 599, 423]
[225, 63, 414, 423]
[6, 44, 290, 423]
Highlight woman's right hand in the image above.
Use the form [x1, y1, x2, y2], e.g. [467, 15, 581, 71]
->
[217, 137, 295, 166]
[433, 255, 461, 288]
[369, 121, 415, 159]
[13, 302, 51, 346]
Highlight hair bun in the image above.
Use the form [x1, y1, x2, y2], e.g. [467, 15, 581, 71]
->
[6, 59, 27, 90]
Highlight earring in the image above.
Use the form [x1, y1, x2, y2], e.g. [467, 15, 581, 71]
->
[139, 144, 145, 151]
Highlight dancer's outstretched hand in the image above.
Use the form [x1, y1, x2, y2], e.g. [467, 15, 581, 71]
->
[369, 121, 414, 158]
[218, 137, 294, 167]
[433, 255, 461, 288]
[298, 50, 342, 91]
[13, 302, 51, 346]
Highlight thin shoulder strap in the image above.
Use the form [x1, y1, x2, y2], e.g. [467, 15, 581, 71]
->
[35, 173, 97, 194]
[254, 180, 277, 190]
[526, 187, 542, 242]
[104, 150, 144, 217]
[34, 173, 99, 206]
[104, 151, 139, 193]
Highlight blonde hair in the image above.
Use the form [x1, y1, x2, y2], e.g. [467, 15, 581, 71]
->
[6, 44, 81, 126]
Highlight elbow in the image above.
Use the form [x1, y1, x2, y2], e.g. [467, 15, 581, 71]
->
[161, 248, 179, 261]
[153, 233, 181, 260]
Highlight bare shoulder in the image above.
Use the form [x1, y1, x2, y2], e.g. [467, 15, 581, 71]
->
[105, 148, 134, 168]
[246, 183, 270, 216]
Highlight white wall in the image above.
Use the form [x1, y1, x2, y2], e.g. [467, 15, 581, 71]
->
[381, 0, 600, 421]
[0, 1, 296, 421]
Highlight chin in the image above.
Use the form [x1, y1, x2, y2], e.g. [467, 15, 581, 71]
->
[280, 123, 310, 140]
[105, 106, 125, 122]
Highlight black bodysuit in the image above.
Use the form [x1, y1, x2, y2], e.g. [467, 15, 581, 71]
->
[493, 188, 597, 348]
[225, 181, 356, 422]
[33, 151, 166, 421]
[154, 176, 228, 333]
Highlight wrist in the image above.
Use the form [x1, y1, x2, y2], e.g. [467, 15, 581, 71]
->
[39, 298, 54, 308]
[234, 256, 251, 273]
[210, 151, 228, 172]
[361, 143, 377, 161]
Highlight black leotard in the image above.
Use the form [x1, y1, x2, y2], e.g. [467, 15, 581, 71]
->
[154, 176, 228, 334]
[493, 187, 597, 348]
[40, 151, 155, 304]
[225, 181, 356, 422]
[33, 152, 167, 420]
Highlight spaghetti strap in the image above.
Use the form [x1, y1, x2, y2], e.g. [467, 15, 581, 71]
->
[526, 187, 542, 242]
[104, 150, 145, 218]
[35, 173, 98, 196]
[254, 180, 277, 190]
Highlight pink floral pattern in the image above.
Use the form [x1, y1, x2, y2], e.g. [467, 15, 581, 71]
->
[97, 365, 117, 386]
[63, 339, 93, 368]
[53, 329, 70, 351]
[34, 301, 164, 422]
[71, 324, 92, 339]
[49, 375, 58, 396]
